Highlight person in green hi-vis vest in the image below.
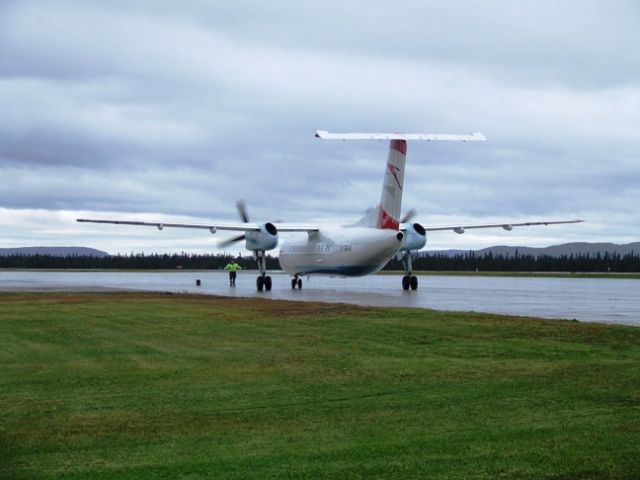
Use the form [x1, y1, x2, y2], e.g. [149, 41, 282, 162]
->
[224, 261, 242, 286]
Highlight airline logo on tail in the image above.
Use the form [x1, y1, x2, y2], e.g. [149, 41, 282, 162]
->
[387, 163, 403, 190]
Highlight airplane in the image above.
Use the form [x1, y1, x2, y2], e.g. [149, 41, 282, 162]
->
[77, 130, 583, 291]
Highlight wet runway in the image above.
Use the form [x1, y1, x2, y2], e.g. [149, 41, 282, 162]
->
[1, 270, 638, 325]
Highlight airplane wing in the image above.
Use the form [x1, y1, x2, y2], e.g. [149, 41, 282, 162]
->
[423, 219, 584, 234]
[76, 218, 319, 233]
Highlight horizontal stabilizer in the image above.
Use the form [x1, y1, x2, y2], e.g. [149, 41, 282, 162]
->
[315, 130, 486, 142]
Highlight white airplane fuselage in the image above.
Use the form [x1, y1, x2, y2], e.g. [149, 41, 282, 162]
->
[279, 226, 404, 277]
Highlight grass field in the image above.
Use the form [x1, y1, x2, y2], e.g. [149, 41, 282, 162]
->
[1, 292, 639, 479]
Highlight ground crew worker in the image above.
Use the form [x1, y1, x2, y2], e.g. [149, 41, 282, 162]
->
[224, 260, 242, 286]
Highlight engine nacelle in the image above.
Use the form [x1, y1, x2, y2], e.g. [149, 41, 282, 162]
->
[399, 222, 427, 251]
[245, 222, 278, 251]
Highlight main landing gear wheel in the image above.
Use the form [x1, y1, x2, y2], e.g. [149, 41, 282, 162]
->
[257, 275, 272, 292]
[402, 275, 419, 291]
[399, 250, 419, 291]
[291, 277, 303, 290]
[254, 250, 271, 292]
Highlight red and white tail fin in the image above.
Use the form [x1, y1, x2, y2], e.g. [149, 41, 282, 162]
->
[315, 130, 486, 229]
[375, 139, 406, 229]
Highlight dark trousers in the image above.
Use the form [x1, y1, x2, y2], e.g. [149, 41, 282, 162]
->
[229, 271, 237, 285]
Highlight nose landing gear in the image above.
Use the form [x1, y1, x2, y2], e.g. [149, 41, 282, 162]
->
[291, 276, 302, 289]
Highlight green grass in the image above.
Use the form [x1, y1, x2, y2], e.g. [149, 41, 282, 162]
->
[1, 292, 639, 479]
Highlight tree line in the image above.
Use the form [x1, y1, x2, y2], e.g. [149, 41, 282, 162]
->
[384, 251, 640, 272]
[1, 251, 639, 272]
[0, 253, 278, 270]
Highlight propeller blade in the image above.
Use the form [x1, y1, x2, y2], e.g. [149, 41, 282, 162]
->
[219, 234, 246, 249]
[401, 208, 418, 223]
[236, 200, 249, 223]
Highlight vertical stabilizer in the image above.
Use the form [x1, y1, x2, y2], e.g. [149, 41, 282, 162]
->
[376, 140, 406, 229]
[315, 130, 486, 229]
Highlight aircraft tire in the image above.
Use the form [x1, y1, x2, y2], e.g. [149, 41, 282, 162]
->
[265, 276, 272, 291]
[257, 276, 264, 292]
[291, 278, 297, 289]
[410, 275, 418, 290]
[402, 275, 410, 290]
[297, 278, 302, 289]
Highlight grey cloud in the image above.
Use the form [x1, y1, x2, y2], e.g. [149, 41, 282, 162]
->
[0, 0, 639, 252]
[128, 0, 640, 89]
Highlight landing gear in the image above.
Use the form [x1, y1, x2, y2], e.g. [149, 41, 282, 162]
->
[399, 250, 419, 291]
[254, 250, 272, 292]
[402, 274, 418, 290]
[291, 276, 302, 290]
[256, 275, 272, 291]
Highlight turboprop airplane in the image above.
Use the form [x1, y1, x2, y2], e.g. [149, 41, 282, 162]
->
[77, 130, 583, 291]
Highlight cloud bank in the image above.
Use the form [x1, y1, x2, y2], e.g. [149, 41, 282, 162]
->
[1, 1, 638, 252]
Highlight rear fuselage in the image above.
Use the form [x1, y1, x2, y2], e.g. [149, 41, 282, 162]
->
[278, 226, 403, 277]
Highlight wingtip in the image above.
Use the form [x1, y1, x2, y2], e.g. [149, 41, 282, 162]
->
[473, 132, 487, 141]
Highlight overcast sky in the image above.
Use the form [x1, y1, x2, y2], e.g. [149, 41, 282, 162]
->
[1, 0, 638, 254]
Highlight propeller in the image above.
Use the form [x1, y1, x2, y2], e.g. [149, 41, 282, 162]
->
[400, 208, 418, 223]
[218, 200, 250, 248]
[236, 200, 250, 223]
[219, 233, 246, 249]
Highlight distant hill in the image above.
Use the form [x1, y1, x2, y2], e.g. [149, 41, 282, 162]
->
[0, 247, 109, 257]
[425, 242, 640, 258]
